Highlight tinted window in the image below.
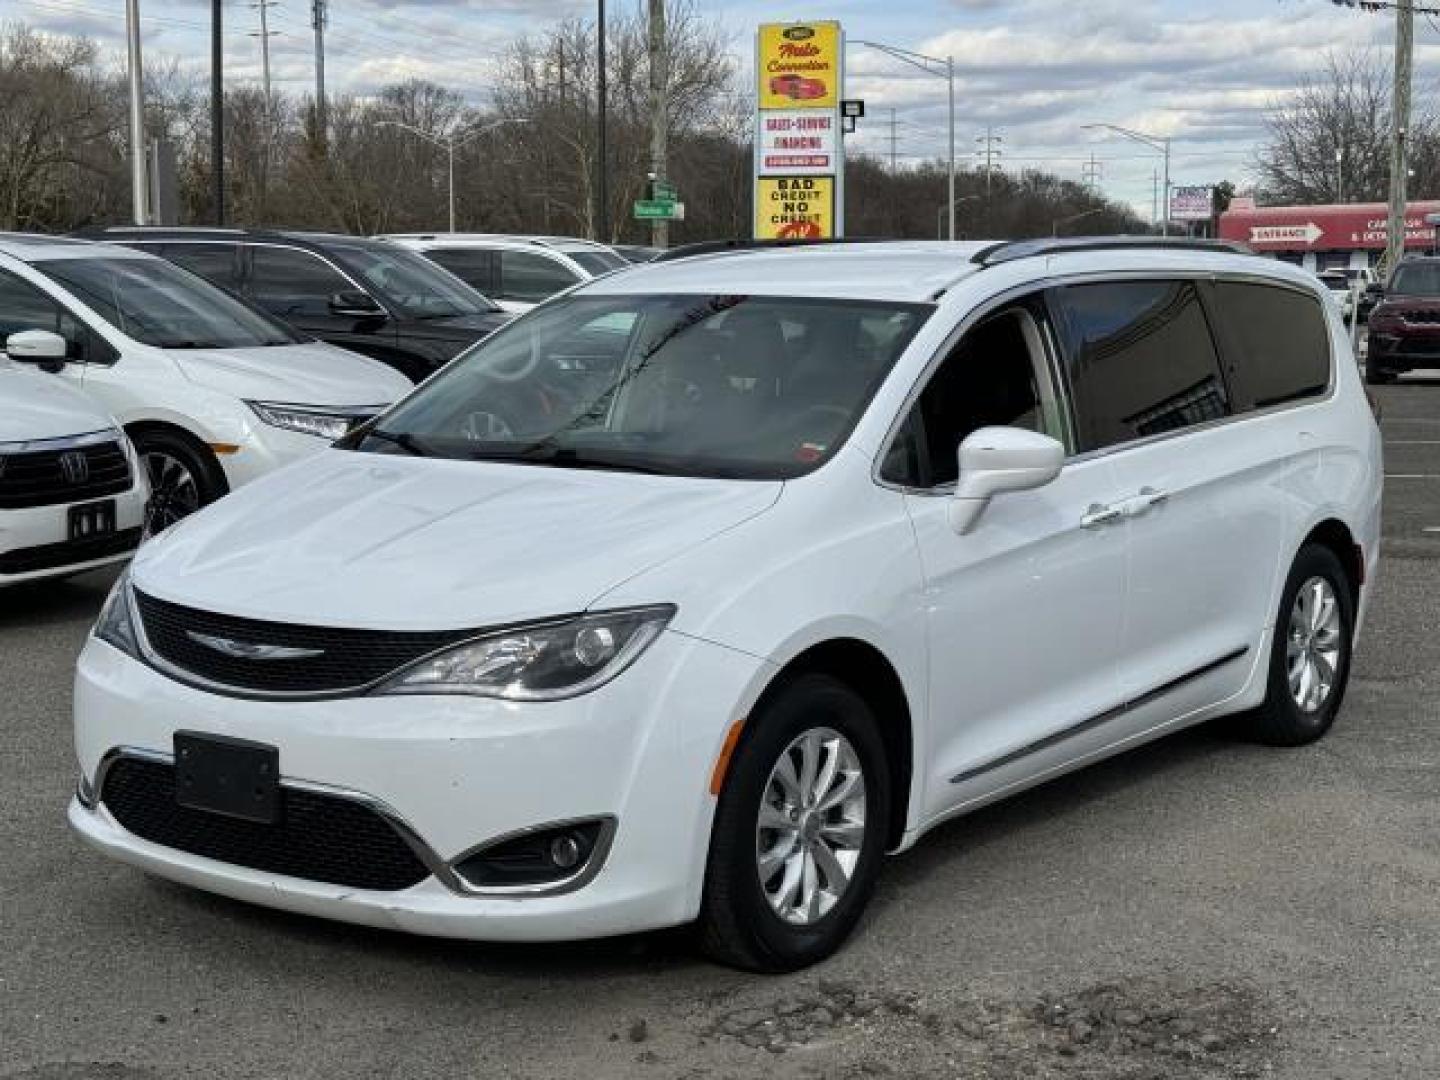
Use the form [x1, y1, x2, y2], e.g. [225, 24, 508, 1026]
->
[163, 243, 241, 292]
[884, 306, 1048, 487]
[569, 250, 627, 276]
[0, 269, 62, 340]
[498, 251, 578, 303]
[248, 246, 352, 319]
[1214, 282, 1330, 410]
[1388, 262, 1440, 295]
[36, 256, 300, 348]
[424, 248, 496, 295]
[326, 241, 490, 317]
[1053, 280, 1230, 451]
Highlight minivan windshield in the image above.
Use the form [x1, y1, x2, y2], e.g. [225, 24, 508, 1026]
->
[326, 241, 497, 317]
[34, 256, 302, 349]
[348, 294, 931, 479]
[569, 250, 628, 276]
[1389, 262, 1440, 296]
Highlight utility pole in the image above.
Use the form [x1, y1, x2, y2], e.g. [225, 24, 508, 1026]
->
[1152, 169, 1159, 227]
[1082, 153, 1102, 191]
[250, 1, 278, 110]
[211, 0, 224, 225]
[977, 127, 1002, 207]
[125, 0, 148, 224]
[595, 0, 609, 242]
[647, 0, 668, 248]
[312, 0, 328, 152]
[888, 108, 899, 173]
[1386, 0, 1413, 275]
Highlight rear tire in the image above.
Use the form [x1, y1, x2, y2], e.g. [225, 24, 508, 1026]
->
[698, 673, 890, 973]
[1365, 361, 1397, 385]
[1240, 543, 1355, 747]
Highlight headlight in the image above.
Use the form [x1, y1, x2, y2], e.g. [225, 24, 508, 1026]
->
[94, 569, 141, 659]
[375, 605, 675, 700]
[247, 401, 365, 441]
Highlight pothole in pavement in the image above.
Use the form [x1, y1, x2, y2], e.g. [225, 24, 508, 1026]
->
[698, 976, 1280, 1078]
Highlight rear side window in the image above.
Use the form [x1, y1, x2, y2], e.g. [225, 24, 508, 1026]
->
[248, 246, 350, 319]
[498, 251, 579, 303]
[425, 248, 497, 294]
[1052, 280, 1230, 452]
[162, 243, 242, 293]
[1212, 282, 1330, 410]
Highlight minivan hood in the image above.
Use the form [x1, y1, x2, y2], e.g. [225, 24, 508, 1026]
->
[133, 450, 782, 630]
[169, 342, 412, 406]
[0, 364, 118, 443]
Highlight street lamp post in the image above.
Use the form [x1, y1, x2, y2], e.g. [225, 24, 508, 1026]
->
[937, 194, 982, 239]
[852, 39, 957, 240]
[1083, 123, 1172, 236]
[379, 119, 530, 233]
[125, 0, 148, 224]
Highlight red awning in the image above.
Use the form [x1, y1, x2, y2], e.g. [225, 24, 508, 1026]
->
[1218, 201, 1440, 252]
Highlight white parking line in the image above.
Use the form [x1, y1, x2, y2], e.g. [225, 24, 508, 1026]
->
[1385, 474, 1440, 479]
[1388, 440, 1440, 446]
[1425, 527, 1440, 534]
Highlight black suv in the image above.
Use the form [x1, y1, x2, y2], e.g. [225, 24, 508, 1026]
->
[78, 228, 512, 383]
[1366, 256, 1440, 384]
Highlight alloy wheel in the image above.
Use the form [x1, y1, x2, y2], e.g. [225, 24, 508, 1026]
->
[143, 450, 201, 533]
[1287, 576, 1344, 714]
[756, 727, 867, 926]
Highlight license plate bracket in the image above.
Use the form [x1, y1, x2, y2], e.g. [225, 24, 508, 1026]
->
[173, 731, 281, 824]
[68, 499, 116, 542]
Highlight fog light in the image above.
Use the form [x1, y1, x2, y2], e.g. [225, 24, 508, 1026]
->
[452, 818, 610, 889]
[550, 834, 583, 869]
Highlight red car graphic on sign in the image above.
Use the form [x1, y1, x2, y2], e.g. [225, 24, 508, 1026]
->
[769, 74, 827, 101]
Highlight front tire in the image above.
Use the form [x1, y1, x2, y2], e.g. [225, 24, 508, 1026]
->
[698, 673, 890, 973]
[132, 429, 226, 534]
[1241, 543, 1355, 747]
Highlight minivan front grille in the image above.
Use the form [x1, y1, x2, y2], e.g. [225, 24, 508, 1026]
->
[132, 590, 475, 695]
[1399, 309, 1440, 325]
[101, 756, 431, 891]
[0, 438, 132, 509]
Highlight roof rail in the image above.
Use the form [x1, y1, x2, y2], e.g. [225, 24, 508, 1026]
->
[971, 236, 1253, 266]
[651, 237, 896, 263]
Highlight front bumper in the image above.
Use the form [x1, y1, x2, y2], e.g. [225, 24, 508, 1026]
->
[0, 486, 147, 586]
[71, 627, 767, 941]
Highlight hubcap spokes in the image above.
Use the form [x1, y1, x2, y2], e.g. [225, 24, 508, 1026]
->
[756, 727, 866, 926]
[1287, 576, 1343, 714]
[143, 452, 200, 533]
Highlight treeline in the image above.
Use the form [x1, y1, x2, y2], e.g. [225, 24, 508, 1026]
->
[0, 12, 1147, 242]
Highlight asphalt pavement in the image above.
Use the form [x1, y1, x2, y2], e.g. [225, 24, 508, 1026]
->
[3, 378, 1439, 1080]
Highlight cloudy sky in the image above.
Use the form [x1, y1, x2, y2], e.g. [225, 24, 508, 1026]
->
[11, 0, 1440, 217]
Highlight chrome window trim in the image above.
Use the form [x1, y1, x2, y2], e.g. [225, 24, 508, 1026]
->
[0, 427, 120, 455]
[873, 268, 1340, 494]
[81, 746, 618, 899]
[240, 241, 394, 319]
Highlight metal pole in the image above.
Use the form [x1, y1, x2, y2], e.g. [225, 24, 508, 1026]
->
[1161, 138, 1171, 238]
[947, 58, 956, 240]
[125, 0, 147, 225]
[211, 0, 224, 225]
[312, 0, 328, 151]
[596, 0, 609, 242]
[1386, 0, 1413, 276]
[253, 1, 274, 109]
[648, 0, 668, 248]
[448, 141, 457, 233]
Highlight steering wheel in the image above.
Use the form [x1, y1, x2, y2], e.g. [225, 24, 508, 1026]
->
[460, 410, 515, 441]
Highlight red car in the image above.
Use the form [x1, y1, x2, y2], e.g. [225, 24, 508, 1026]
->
[769, 73, 827, 100]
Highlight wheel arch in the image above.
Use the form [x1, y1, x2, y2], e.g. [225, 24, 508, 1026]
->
[1300, 517, 1362, 608]
[123, 418, 231, 497]
[750, 637, 916, 852]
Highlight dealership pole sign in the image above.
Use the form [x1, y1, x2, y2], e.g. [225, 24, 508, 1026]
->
[754, 21, 844, 240]
[1170, 185, 1214, 223]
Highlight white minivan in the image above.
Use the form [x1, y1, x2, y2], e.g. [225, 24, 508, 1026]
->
[0, 234, 412, 528]
[1, 352, 147, 585]
[70, 239, 1382, 971]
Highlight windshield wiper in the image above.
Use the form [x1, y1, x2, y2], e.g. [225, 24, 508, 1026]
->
[466, 444, 668, 475]
[158, 340, 224, 349]
[362, 428, 434, 456]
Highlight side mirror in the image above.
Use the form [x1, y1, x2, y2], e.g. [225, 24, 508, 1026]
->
[5, 329, 69, 373]
[328, 290, 385, 318]
[948, 426, 1065, 535]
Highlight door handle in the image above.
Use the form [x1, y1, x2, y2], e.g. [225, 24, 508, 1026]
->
[1081, 503, 1124, 529]
[1116, 487, 1169, 518]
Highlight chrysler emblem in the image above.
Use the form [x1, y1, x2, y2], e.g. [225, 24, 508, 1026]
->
[59, 451, 90, 484]
[186, 632, 324, 661]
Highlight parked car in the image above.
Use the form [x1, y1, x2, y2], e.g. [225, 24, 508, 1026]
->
[70, 238, 1380, 972]
[1365, 255, 1440, 383]
[612, 245, 663, 264]
[1317, 265, 1376, 322]
[1, 349, 147, 585]
[0, 233, 411, 529]
[79, 227, 512, 384]
[379, 234, 629, 313]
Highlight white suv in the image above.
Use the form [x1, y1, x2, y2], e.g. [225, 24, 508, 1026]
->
[379, 234, 629, 313]
[70, 239, 1382, 971]
[1, 353, 147, 585]
[0, 235, 412, 529]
